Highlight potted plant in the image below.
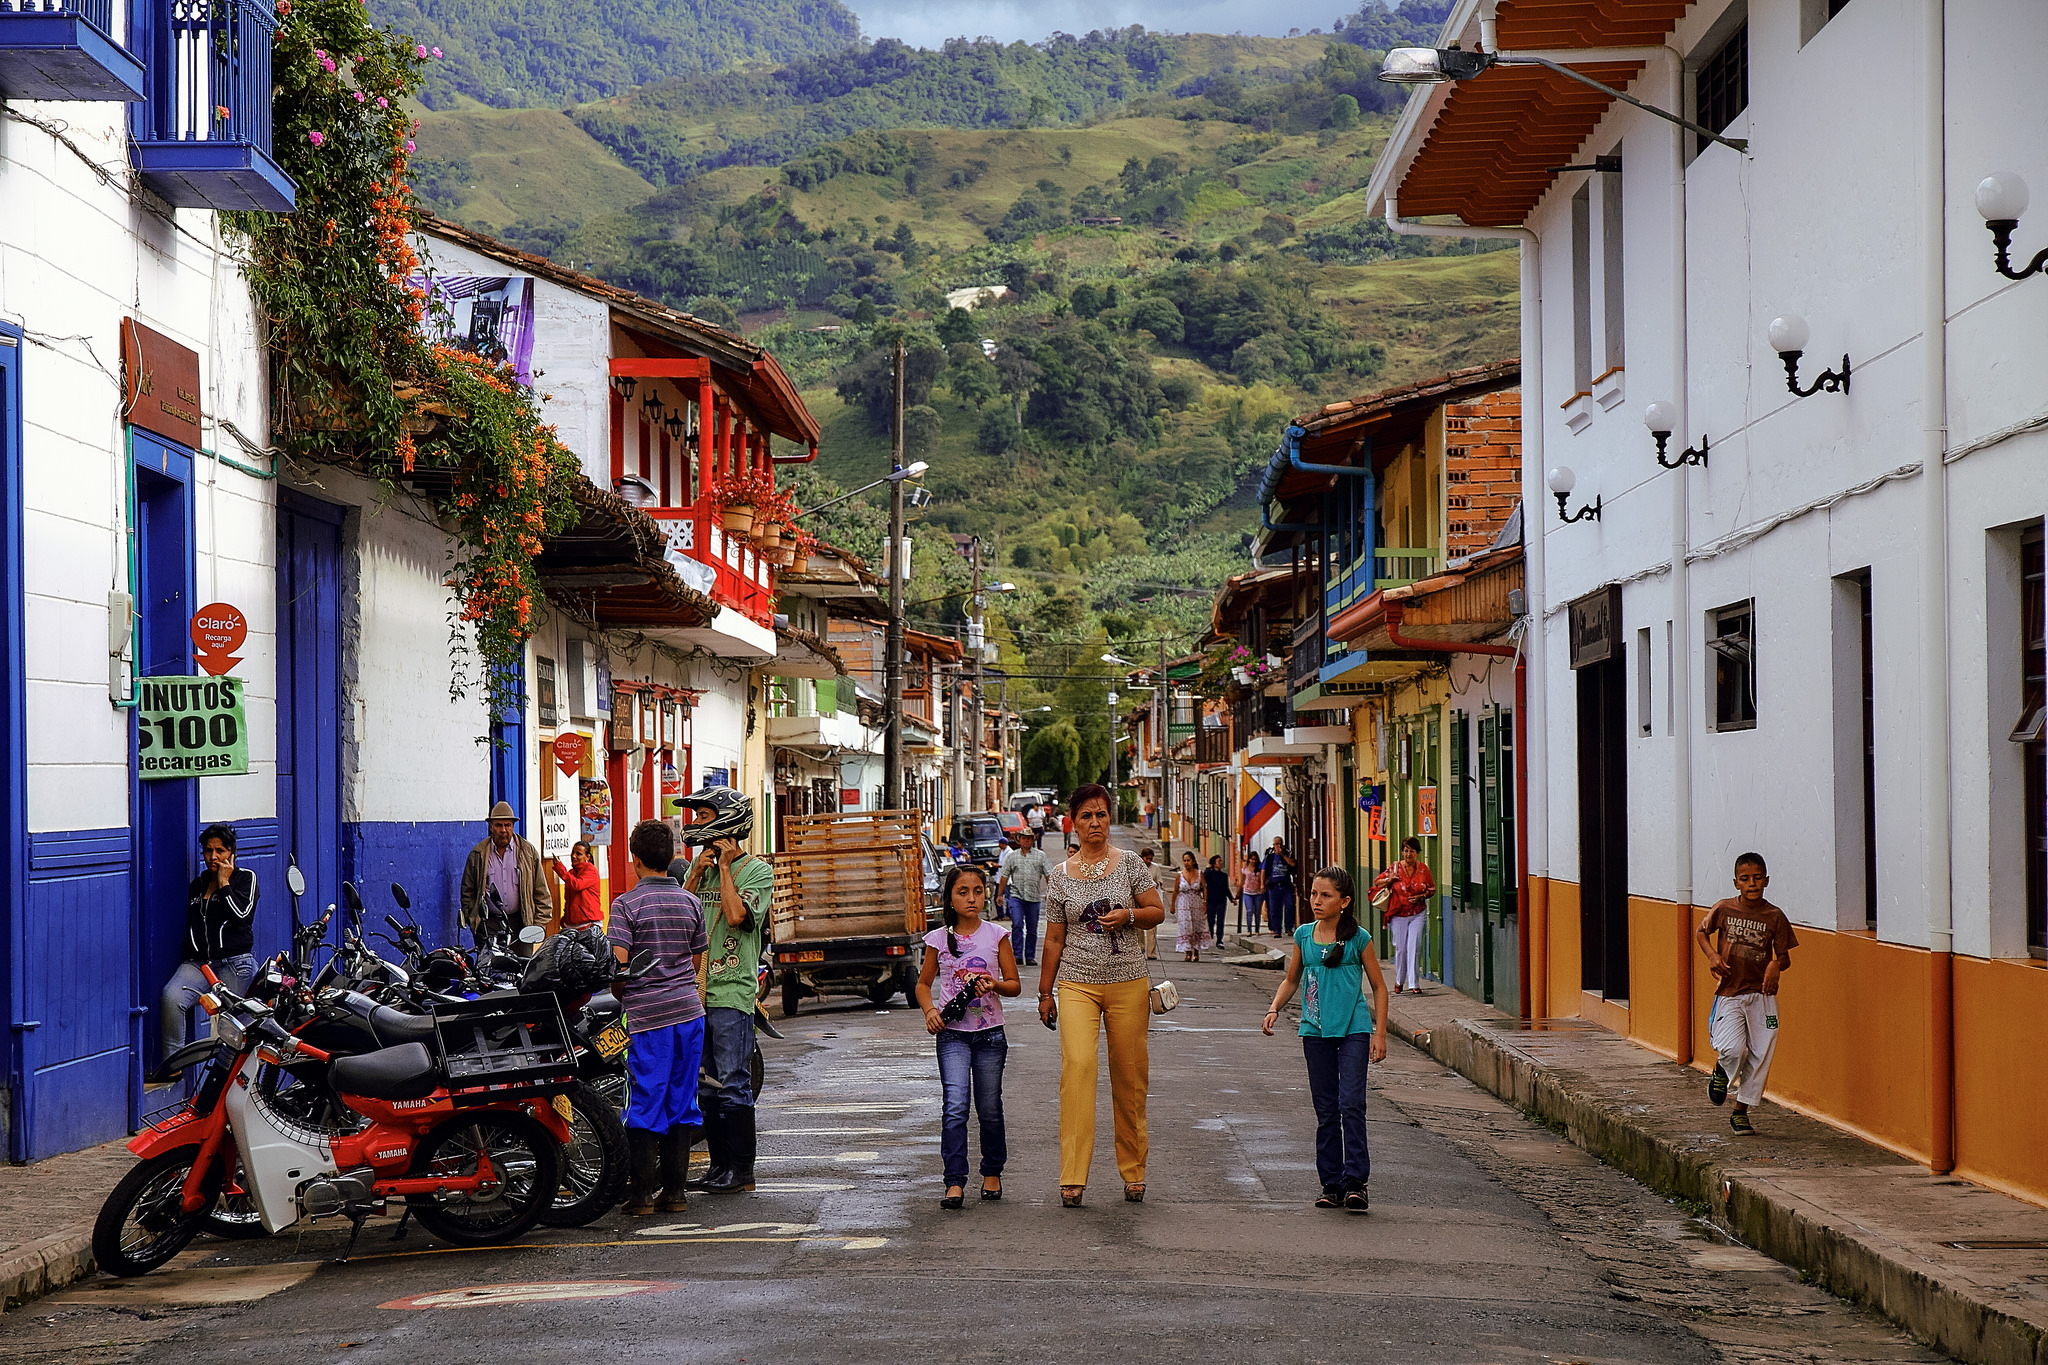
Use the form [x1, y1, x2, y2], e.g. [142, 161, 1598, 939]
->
[754, 521, 783, 550]
[787, 529, 816, 575]
[710, 467, 778, 535]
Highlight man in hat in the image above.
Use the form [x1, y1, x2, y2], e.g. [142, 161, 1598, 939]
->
[461, 800, 549, 951]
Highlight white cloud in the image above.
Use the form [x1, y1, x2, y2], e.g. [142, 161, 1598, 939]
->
[842, 0, 1353, 48]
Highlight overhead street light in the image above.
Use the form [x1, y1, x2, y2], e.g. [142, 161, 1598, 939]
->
[792, 461, 929, 520]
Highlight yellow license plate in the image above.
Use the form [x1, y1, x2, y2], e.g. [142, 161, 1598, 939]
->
[594, 1023, 629, 1059]
[794, 950, 824, 963]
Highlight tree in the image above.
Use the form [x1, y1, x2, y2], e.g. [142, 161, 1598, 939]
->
[936, 306, 978, 345]
[947, 348, 1000, 409]
[834, 333, 943, 433]
[977, 405, 1021, 454]
[1024, 718, 1083, 793]
[1328, 93, 1361, 129]
[902, 404, 943, 457]
[1126, 296, 1183, 342]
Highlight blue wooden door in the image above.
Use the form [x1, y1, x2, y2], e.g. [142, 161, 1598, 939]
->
[276, 493, 345, 947]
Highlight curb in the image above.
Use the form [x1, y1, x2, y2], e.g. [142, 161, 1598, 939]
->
[0, 1231, 93, 1312]
[1390, 1013, 2046, 1365]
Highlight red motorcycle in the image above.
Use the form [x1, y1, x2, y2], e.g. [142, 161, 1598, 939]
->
[94, 966, 570, 1276]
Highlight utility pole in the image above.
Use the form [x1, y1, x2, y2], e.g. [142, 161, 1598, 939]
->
[1105, 677, 1118, 795]
[1156, 634, 1170, 863]
[969, 537, 985, 813]
[996, 678, 1009, 801]
[883, 340, 905, 811]
[948, 663, 964, 819]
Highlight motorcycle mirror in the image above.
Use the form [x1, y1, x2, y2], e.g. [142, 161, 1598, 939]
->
[390, 883, 411, 911]
[342, 882, 363, 913]
[518, 924, 546, 945]
[286, 862, 306, 898]
[625, 949, 656, 977]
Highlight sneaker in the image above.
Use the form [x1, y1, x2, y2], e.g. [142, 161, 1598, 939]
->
[1344, 1186, 1369, 1214]
[1708, 1065, 1729, 1106]
[1315, 1186, 1342, 1209]
[1730, 1110, 1755, 1136]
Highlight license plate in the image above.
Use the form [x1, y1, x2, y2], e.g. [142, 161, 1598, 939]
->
[794, 950, 823, 963]
[594, 1023, 629, 1059]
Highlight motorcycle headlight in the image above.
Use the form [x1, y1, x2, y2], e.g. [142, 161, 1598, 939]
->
[214, 1012, 247, 1051]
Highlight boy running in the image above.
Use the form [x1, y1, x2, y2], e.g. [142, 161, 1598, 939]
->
[1695, 851, 1797, 1135]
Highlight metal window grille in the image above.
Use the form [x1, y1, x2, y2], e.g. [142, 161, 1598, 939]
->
[144, 0, 278, 147]
[1695, 22, 1748, 154]
[1708, 600, 1757, 732]
[0, 0, 114, 30]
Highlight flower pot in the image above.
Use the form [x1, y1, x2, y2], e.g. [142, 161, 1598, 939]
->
[765, 544, 796, 567]
[754, 522, 783, 550]
[720, 504, 756, 535]
[786, 552, 810, 574]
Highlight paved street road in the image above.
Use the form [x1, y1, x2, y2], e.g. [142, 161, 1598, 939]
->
[5, 957, 1944, 1364]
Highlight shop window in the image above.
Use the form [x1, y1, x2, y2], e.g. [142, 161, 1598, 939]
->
[2017, 526, 2046, 957]
[1695, 21, 1748, 155]
[1708, 600, 1756, 732]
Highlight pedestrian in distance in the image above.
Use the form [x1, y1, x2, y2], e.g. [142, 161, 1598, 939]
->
[1265, 838, 1299, 936]
[607, 819, 709, 1215]
[1136, 846, 1165, 959]
[1373, 837, 1436, 994]
[1038, 783, 1166, 1208]
[997, 827, 1051, 966]
[161, 823, 258, 1061]
[1027, 803, 1046, 845]
[917, 863, 1020, 1209]
[1263, 866, 1389, 1214]
[1203, 854, 1230, 950]
[1239, 848, 1265, 937]
[1696, 852, 1798, 1136]
[551, 841, 603, 928]
[676, 785, 772, 1194]
[460, 800, 549, 953]
[1173, 850, 1210, 962]
[1060, 806, 1076, 851]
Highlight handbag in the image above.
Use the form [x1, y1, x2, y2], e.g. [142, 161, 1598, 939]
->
[1149, 979, 1179, 1014]
[1370, 885, 1393, 911]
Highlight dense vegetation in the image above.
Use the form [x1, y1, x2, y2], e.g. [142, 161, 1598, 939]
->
[372, 0, 862, 108]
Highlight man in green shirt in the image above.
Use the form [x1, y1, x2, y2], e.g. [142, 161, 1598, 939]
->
[676, 785, 772, 1194]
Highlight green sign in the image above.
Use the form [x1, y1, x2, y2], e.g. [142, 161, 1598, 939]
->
[137, 675, 249, 779]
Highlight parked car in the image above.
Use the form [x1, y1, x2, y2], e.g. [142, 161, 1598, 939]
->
[946, 813, 1008, 870]
[997, 811, 1026, 840]
[1009, 788, 1055, 812]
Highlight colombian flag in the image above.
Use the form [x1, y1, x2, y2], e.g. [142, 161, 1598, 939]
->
[1240, 773, 1279, 840]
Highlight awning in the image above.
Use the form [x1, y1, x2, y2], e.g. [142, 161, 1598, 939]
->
[1329, 544, 1524, 650]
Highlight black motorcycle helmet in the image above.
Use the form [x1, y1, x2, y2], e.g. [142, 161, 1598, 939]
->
[676, 785, 754, 847]
[417, 946, 473, 995]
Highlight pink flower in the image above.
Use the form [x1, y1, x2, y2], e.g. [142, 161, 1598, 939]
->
[430, 46, 442, 58]
[319, 56, 335, 73]
[313, 48, 324, 59]
[352, 90, 365, 102]
[404, 139, 415, 152]
[376, 97, 388, 108]
[308, 130, 325, 146]
[415, 44, 427, 58]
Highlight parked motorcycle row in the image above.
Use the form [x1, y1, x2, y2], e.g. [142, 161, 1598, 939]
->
[94, 864, 767, 1278]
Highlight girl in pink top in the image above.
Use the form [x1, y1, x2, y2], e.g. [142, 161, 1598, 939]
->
[916, 864, 1020, 1209]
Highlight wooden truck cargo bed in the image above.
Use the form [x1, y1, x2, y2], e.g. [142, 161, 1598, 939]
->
[771, 809, 925, 943]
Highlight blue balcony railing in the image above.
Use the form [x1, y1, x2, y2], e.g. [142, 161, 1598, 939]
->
[0, 0, 146, 101]
[131, 0, 294, 211]
[1325, 546, 1442, 614]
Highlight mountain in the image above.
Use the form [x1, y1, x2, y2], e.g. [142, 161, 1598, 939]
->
[374, 0, 863, 108]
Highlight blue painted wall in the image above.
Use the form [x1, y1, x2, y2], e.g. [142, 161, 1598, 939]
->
[21, 830, 133, 1160]
[349, 821, 476, 951]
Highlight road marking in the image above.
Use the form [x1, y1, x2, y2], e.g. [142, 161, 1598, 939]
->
[53, 1262, 315, 1307]
[381, 1281, 680, 1309]
[636, 1222, 822, 1236]
[764, 1126, 893, 1136]
[759, 1103, 916, 1113]
[752, 1181, 855, 1192]
[688, 1151, 879, 1166]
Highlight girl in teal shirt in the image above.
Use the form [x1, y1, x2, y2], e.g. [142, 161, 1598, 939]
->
[1263, 866, 1390, 1212]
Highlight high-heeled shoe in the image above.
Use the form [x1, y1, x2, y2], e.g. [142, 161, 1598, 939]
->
[940, 1185, 965, 1209]
[1060, 1185, 1085, 1207]
[981, 1178, 1002, 1201]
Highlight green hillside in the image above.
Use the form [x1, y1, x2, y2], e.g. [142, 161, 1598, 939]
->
[374, 0, 862, 108]
[411, 109, 657, 234]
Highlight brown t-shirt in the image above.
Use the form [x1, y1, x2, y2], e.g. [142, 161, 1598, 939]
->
[1701, 897, 1797, 998]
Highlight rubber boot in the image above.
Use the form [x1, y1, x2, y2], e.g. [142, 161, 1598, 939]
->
[659, 1125, 698, 1213]
[688, 1107, 727, 1192]
[702, 1108, 755, 1194]
[623, 1128, 660, 1216]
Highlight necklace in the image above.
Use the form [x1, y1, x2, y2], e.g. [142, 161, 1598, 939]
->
[1068, 849, 1114, 879]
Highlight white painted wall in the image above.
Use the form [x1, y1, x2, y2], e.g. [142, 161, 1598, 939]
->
[2, 100, 274, 833]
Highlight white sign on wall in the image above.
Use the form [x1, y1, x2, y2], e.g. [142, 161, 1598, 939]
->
[540, 798, 575, 859]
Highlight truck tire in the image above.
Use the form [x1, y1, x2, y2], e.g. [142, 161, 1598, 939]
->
[897, 969, 920, 1007]
[782, 974, 801, 1017]
[867, 982, 894, 1007]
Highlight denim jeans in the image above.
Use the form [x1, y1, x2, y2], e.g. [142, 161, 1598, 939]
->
[1268, 885, 1296, 934]
[702, 1006, 756, 1120]
[1010, 898, 1042, 961]
[936, 1026, 1008, 1185]
[160, 955, 257, 1061]
[1302, 1032, 1372, 1190]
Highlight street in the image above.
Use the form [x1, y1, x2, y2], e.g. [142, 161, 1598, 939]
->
[3, 954, 1942, 1365]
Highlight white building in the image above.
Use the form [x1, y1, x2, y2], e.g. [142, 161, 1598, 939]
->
[1364, 0, 2048, 1204]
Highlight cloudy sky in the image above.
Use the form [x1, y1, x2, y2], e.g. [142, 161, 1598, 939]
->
[843, 1, 1359, 48]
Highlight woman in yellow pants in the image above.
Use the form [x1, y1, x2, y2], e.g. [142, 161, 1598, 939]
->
[1037, 783, 1166, 1207]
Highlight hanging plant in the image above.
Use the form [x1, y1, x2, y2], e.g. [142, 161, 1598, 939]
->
[709, 466, 780, 535]
[228, 0, 575, 719]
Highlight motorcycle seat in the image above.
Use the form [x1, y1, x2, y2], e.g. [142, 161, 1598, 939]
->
[330, 1042, 439, 1101]
[367, 1003, 438, 1048]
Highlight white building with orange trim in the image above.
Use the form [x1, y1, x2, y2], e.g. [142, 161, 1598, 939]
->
[1363, 0, 2048, 1204]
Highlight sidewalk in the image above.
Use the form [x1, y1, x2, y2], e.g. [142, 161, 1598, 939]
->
[1379, 984, 2048, 1365]
[0, 1133, 131, 1310]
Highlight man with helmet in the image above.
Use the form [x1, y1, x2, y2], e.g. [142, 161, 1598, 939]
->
[674, 784, 772, 1194]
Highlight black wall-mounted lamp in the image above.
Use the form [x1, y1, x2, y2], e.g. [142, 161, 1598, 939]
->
[1768, 315, 1850, 397]
[1975, 172, 2048, 280]
[662, 413, 686, 440]
[609, 373, 637, 400]
[641, 389, 666, 422]
[1643, 400, 1708, 469]
[1547, 466, 1600, 524]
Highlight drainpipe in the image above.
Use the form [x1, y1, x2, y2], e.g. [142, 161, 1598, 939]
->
[1922, 0, 1954, 1175]
[1385, 194, 1544, 1017]
[1384, 602, 1518, 658]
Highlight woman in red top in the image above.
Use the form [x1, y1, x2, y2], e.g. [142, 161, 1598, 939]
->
[1372, 837, 1435, 994]
[553, 841, 604, 927]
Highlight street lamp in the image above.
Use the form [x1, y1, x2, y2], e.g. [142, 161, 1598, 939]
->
[1974, 172, 2048, 280]
[791, 461, 928, 520]
[1766, 314, 1851, 398]
[1643, 400, 1708, 469]
[1101, 654, 1131, 797]
[1547, 466, 1600, 524]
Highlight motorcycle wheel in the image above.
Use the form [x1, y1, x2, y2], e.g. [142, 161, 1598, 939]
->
[588, 1068, 627, 1116]
[538, 1083, 627, 1228]
[751, 1044, 765, 1099]
[92, 1145, 215, 1277]
[203, 1153, 268, 1240]
[404, 1110, 561, 1246]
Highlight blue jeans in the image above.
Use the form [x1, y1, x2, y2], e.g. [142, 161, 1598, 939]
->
[702, 1006, 756, 1120]
[1010, 898, 1042, 961]
[936, 1026, 1008, 1185]
[1268, 885, 1296, 934]
[1302, 1033, 1372, 1190]
[160, 955, 256, 1061]
[625, 1016, 705, 1133]
[1241, 893, 1265, 934]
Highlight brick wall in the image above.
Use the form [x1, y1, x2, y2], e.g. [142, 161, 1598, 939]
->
[1444, 388, 1522, 558]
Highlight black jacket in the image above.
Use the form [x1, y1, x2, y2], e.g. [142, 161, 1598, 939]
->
[184, 868, 258, 960]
